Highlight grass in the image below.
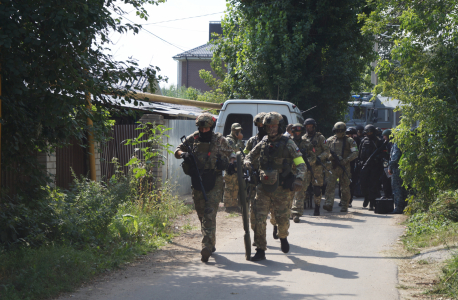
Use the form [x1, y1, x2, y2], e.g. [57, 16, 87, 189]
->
[428, 252, 458, 298]
[226, 212, 240, 218]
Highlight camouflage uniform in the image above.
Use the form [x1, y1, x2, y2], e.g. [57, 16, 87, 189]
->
[223, 123, 245, 208]
[389, 143, 407, 213]
[324, 122, 359, 211]
[244, 130, 265, 230]
[291, 136, 316, 216]
[244, 113, 306, 253]
[290, 124, 316, 217]
[175, 114, 234, 255]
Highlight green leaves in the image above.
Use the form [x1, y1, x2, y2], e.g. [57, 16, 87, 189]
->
[209, 0, 375, 135]
[362, 0, 458, 208]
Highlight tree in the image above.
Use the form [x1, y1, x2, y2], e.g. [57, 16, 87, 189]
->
[361, 0, 458, 209]
[209, 0, 376, 134]
[0, 0, 164, 195]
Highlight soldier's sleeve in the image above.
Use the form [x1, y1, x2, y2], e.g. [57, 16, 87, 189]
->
[174, 133, 195, 159]
[243, 138, 253, 154]
[345, 137, 359, 162]
[244, 139, 262, 165]
[218, 136, 236, 159]
[286, 139, 306, 180]
[325, 137, 334, 159]
[390, 143, 402, 166]
[318, 135, 330, 161]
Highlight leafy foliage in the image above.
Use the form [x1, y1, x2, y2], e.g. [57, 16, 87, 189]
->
[0, 0, 165, 195]
[209, 0, 376, 135]
[361, 0, 458, 207]
[125, 122, 172, 179]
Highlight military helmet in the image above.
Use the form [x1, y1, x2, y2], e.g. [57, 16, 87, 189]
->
[195, 113, 216, 128]
[356, 125, 364, 132]
[346, 127, 357, 135]
[382, 129, 392, 136]
[253, 112, 266, 126]
[376, 127, 382, 135]
[291, 123, 304, 133]
[263, 112, 286, 134]
[304, 118, 317, 127]
[364, 124, 376, 134]
[332, 122, 347, 133]
[231, 123, 242, 131]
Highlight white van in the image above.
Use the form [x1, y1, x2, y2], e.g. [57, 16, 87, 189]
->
[215, 100, 305, 140]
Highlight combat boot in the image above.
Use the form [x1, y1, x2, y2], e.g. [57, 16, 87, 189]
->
[280, 238, 290, 253]
[273, 225, 279, 239]
[293, 214, 300, 223]
[323, 204, 332, 212]
[363, 199, 369, 208]
[313, 205, 320, 216]
[340, 207, 348, 213]
[201, 247, 212, 262]
[212, 246, 216, 253]
[251, 249, 266, 261]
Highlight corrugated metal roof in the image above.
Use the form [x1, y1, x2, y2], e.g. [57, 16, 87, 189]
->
[173, 44, 214, 59]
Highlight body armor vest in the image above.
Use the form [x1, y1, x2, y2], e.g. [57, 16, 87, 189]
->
[259, 136, 292, 171]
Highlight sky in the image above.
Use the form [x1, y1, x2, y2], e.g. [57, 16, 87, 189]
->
[109, 0, 228, 89]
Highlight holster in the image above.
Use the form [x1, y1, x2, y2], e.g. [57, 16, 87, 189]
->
[280, 171, 296, 191]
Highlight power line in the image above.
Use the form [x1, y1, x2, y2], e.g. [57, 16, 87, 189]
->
[110, 10, 187, 52]
[141, 11, 225, 25]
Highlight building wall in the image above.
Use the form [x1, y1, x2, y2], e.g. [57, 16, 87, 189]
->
[180, 59, 219, 92]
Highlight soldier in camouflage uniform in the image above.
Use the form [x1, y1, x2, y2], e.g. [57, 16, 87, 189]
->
[323, 122, 359, 212]
[299, 118, 330, 216]
[243, 113, 267, 231]
[223, 123, 246, 211]
[244, 112, 306, 261]
[388, 141, 407, 214]
[175, 113, 234, 262]
[290, 123, 316, 223]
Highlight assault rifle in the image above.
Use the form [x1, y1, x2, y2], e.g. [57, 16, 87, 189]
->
[315, 157, 332, 175]
[361, 140, 388, 170]
[180, 135, 213, 214]
[300, 148, 318, 184]
[329, 150, 352, 182]
[239, 147, 258, 199]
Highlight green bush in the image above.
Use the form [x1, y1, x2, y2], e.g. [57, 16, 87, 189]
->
[430, 252, 458, 298]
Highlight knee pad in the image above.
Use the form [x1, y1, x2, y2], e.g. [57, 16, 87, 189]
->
[313, 186, 321, 197]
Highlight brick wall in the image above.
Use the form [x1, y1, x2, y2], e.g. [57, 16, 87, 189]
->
[180, 60, 219, 92]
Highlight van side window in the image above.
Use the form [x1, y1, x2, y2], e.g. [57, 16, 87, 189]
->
[223, 114, 253, 139]
[282, 115, 288, 125]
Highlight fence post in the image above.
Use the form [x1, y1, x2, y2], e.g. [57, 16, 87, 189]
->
[86, 92, 96, 181]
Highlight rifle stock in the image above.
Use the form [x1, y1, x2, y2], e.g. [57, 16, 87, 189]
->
[329, 150, 352, 182]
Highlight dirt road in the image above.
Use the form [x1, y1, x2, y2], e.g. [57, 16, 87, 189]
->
[58, 197, 405, 300]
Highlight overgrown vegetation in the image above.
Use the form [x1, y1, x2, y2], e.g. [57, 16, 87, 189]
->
[401, 190, 458, 297]
[0, 123, 191, 300]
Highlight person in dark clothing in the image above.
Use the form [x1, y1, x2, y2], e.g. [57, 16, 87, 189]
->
[346, 127, 358, 206]
[358, 124, 384, 210]
[380, 129, 393, 199]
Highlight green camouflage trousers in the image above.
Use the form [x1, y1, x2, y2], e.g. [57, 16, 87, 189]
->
[291, 165, 324, 215]
[223, 173, 239, 207]
[251, 184, 295, 250]
[192, 175, 224, 250]
[324, 164, 351, 209]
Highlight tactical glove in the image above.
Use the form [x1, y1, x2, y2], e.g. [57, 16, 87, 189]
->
[292, 178, 303, 192]
[244, 161, 252, 171]
[226, 162, 236, 175]
[215, 154, 225, 170]
[315, 157, 322, 165]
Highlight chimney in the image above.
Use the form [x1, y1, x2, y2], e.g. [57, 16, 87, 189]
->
[209, 21, 222, 41]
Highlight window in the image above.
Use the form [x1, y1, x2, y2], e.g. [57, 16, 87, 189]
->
[348, 106, 366, 121]
[223, 113, 253, 139]
[282, 115, 289, 125]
